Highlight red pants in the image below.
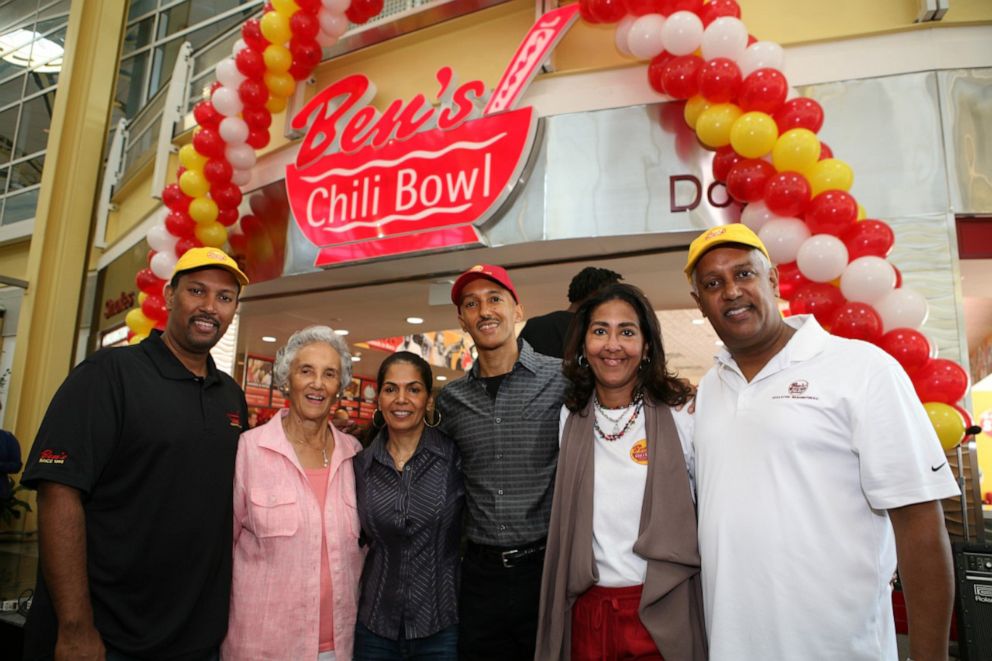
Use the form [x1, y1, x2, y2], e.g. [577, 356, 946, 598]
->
[571, 584, 664, 661]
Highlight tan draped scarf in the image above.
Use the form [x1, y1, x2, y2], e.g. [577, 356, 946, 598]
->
[535, 396, 708, 661]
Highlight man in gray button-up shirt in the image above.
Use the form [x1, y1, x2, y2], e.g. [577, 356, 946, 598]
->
[437, 264, 567, 661]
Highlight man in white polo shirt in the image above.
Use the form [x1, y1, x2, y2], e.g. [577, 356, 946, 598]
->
[685, 224, 959, 661]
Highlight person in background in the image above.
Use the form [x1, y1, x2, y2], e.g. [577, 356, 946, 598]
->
[224, 326, 364, 661]
[21, 247, 249, 661]
[0, 401, 22, 503]
[353, 351, 463, 660]
[518, 266, 623, 358]
[436, 264, 567, 660]
[685, 224, 959, 661]
[537, 283, 706, 661]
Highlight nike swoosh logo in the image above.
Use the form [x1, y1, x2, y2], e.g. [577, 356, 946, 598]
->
[931, 462, 947, 472]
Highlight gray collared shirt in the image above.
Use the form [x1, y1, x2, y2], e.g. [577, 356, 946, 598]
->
[437, 339, 567, 546]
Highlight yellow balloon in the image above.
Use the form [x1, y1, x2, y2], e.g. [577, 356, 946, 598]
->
[684, 96, 711, 130]
[264, 71, 295, 99]
[195, 221, 228, 248]
[924, 401, 965, 451]
[857, 204, 867, 220]
[695, 103, 742, 149]
[806, 158, 854, 196]
[263, 44, 292, 74]
[178, 144, 208, 172]
[260, 11, 291, 45]
[772, 128, 821, 173]
[729, 111, 778, 159]
[129, 334, 148, 345]
[137, 291, 148, 305]
[179, 169, 210, 198]
[266, 95, 288, 114]
[125, 308, 154, 336]
[189, 196, 219, 224]
[272, 0, 300, 15]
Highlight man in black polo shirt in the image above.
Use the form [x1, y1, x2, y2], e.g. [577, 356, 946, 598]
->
[437, 264, 567, 660]
[22, 248, 249, 661]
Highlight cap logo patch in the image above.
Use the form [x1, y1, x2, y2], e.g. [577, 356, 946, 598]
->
[470, 265, 485, 272]
[206, 249, 226, 261]
[705, 227, 727, 239]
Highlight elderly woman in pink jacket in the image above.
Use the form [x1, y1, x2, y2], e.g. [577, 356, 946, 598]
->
[223, 326, 364, 660]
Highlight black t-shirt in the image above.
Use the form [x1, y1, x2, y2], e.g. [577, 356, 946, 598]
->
[518, 310, 574, 359]
[21, 331, 248, 660]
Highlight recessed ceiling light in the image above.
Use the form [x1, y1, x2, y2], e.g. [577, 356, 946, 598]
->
[406, 316, 424, 324]
[0, 30, 63, 72]
[262, 335, 277, 343]
[352, 356, 361, 362]
[436, 375, 447, 381]
[691, 318, 705, 326]
[334, 329, 349, 336]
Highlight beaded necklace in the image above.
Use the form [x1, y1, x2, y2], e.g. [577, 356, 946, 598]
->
[593, 392, 644, 442]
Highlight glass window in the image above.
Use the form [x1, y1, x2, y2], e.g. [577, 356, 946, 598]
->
[2, 187, 38, 224]
[0, 75, 24, 109]
[156, 1, 193, 40]
[123, 16, 154, 56]
[117, 52, 149, 118]
[0, 105, 17, 164]
[0, 165, 8, 195]
[0, 2, 39, 34]
[128, 0, 158, 22]
[14, 93, 53, 158]
[9, 154, 44, 190]
[23, 68, 59, 97]
[148, 41, 180, 97]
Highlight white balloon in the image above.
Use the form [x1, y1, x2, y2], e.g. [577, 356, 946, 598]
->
[231, 168, 252, 187]
[215, 58, 245, 90]
[232, 39, 247, 56]
[219, 116, 249, 145]
[147, 223, 178, 253]
[316, 31, 339, 49]
[626, 14, 667, 61]
[839, 256, 896, 304]
[738, 40, 785, 78]
[322, 0, 350, 12]
[700, 17, 748, 62]
[796, 234, 849, 282]
[875, 287, 929, 332]
[318, 8, 350, 39]
[226, 144, 257, 171]
[150, 250, 178, 281]
[758, 217, 810, 264]
[661, 11, 704, 57]
[211, 86, 243, 117]
[740, 201, 777, 233]
[615, 15, 636, 57]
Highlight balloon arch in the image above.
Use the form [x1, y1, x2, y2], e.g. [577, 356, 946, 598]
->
[124, 0, 972, 449]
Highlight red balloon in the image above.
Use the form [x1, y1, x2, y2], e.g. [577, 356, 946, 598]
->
[647, 52, 676, 95]
[699, 0, 740, 25]
[346, 0, 384, 24]
[192, 128, 226, 159]
[712, 146, 742, 182]
[242, 106, 273, 131]
[789, 282, 845, 326]
[234, 48, 265, 80]
[726, 158, 776, 204]
[289, 11, 320, 40]
[165, 210, 196, 238]
[773, 97, 824, 133]
[660, 0, 703, 14]
[578, 0, 600, 23]
[764, 171, 811, 218]
[162, 183, 192, 213]
[623, 0, 666, 16]
[819, 141, 833, 160]
[228, 232, 248, 255]
[661, 55, 703, 100]
[830, 302, 883, 344]
[737, 68, 788, 114]
[192, 100, 221, 129]
[775, 261, 811, 301]
[806, 190, 858, 236]
[841, 219, 894, 259]
[175, 236, 203, 259]
[893, 265, 902, 288]
[211, 183, 244, 210]
[135, 268, 165, 296]
[295, 0, 321, 13]
[951, 403, 973, 428]
[912, 358, 969, 404]
[242, 18, 269, 52]
[879, 328, 931, 375]
[698, 58, 742, 104]
[203, 158, 233, 185]
[141, 294, 168, 323]
[246, 129, 271, 150]
[217, 208, 240, 227]
[289, 38, 322, 81]
[588, 0, 628, 22]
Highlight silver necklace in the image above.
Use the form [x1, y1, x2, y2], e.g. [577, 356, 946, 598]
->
[593, 393, 640, 437]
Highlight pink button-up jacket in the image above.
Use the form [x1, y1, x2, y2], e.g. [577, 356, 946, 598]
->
[222, 410, 365, 661]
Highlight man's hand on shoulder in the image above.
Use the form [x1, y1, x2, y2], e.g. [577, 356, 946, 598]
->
[56, 621, 105, 661]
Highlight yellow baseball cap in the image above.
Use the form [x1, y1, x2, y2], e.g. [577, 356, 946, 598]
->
[172, 247, 249, 288]
[684, 224, 771, 279]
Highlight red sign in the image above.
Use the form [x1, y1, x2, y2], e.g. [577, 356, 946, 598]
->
[285, 4, 580, 266]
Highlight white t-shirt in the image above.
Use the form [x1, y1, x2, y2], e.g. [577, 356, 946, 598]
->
[694, 315, 959, 661]
[559, 402, 695, 586]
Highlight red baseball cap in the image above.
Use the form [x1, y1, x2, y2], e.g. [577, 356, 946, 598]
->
[450, 264, 519, 305]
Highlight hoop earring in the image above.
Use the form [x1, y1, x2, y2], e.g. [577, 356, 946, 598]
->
[577, 353, 587, 367]
[372, 408, 386, 427]
[639, 356, 651, 371]
[425, 408, 442, 428]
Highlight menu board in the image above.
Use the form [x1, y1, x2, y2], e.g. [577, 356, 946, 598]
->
[244, 355, 274, 407]
[339, 375, 377, 424]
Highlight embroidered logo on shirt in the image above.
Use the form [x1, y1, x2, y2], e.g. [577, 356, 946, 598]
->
[629, 439, 649, 465]
[38, 449, 68, 464]
[226, 412, 242, 428]
[772, 379, 819, 401]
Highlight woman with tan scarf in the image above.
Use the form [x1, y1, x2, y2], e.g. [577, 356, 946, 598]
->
[536, 283, 707, 661]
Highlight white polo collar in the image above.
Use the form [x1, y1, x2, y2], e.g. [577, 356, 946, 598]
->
[715, 314, 829, 382]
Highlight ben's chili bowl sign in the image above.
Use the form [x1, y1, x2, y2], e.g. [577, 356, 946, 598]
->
[285, 5, 580, 267]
